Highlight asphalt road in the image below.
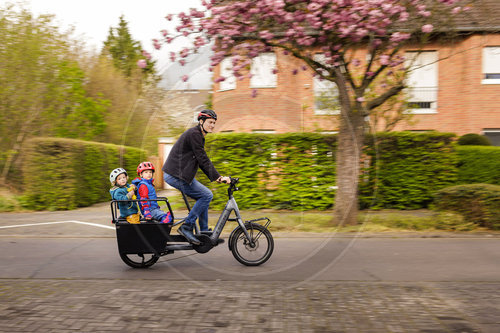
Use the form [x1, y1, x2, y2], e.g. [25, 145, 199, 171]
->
[1, 205, 499, 332]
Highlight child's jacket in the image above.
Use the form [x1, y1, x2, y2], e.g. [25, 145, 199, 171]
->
[131, 178, 160, 215]
[110, 185, 139, 218]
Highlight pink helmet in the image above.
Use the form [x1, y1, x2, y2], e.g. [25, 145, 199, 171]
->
[137, 162, 155, 176]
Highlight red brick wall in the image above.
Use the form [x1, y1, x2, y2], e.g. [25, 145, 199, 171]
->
[394, 33, 500, 135]
[213, 33, 500, 135]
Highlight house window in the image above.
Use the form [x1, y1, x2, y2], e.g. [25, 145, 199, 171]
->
[483, 129, 500, 146]
[313, 54, 339, 115]
[482, 47, 500, 84]
[250, 53, 277, 88]
[405, 51, 438, 114]
[218, 57, 236, 91]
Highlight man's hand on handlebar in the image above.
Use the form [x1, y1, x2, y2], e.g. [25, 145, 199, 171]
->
[217, 176, 231, 184]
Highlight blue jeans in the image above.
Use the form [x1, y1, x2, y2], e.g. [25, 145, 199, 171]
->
[164, 173, 213, 231]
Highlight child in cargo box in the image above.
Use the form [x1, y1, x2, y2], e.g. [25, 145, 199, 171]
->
[132, 162, 172, 224]
[109, 168, 140, 224]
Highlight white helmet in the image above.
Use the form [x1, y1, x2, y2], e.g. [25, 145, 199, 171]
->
[109, 168, 127, 184]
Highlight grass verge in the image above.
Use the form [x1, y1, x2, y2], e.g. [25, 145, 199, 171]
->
[0, 190, 491, 233]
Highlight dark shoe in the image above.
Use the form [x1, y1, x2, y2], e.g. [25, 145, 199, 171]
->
[177, 224, 201, 245]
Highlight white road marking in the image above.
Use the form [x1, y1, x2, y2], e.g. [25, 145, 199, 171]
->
[0, 220, 114, 230]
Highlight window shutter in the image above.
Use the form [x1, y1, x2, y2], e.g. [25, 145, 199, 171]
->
[313, 54, 339, 114]
[219, 57, 236, 91]
[483, 47, 500, 79]
[405, 51, 438, 112]
[250, 53, 277, 88]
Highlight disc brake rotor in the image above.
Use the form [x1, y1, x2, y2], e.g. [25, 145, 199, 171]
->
[244, 238, 259, 251]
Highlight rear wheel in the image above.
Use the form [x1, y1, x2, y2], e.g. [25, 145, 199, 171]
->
[230, 223, 274, 266]
[119, 253, 159, 268]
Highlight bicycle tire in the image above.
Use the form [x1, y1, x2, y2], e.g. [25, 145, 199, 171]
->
[229, 223, 274, 266]
[119, 252, 159, 268]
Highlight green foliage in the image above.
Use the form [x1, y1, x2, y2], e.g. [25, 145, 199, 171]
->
[271, 133, 337, 210]
[434, 184, 500, 230]
[0, 194, 19, 212]
[198, 133, 337, 210]
[102, 15, 155, 78]
[22, 137, 146, 210]
[47, 60, 109, 139]
[0, 4, 110, 182]
[457, 133, 491, 146]
[360, 132, 458, 209]
[200, 132, 456, 211]
[456, 146, 500, 185]
[199, 133, 281, 209]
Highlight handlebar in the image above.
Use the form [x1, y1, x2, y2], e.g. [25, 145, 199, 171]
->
[227, 177, 239, 198]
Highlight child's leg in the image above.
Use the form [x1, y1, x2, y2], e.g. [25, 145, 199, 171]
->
[150, 208, 172, 224]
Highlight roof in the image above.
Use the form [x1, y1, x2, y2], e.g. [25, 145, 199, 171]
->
[453, 0, 500, 32]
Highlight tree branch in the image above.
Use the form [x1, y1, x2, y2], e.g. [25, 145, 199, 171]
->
[366, 84, 405, 110]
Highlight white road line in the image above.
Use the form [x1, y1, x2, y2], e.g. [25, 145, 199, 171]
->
[0, 220, 114, 230]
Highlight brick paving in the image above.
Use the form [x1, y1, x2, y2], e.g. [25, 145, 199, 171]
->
[0, 279, 498, 332]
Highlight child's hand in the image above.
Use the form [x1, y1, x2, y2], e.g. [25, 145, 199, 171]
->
[129, 184, 136, 191]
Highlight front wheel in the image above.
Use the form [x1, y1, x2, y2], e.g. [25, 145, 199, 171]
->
[119, 252, 159, 268]
[229, 223, 274, 266]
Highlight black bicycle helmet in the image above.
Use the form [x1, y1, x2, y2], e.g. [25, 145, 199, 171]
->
[197, 109, 217, 121]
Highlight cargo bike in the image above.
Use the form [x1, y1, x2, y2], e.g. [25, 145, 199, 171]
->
[110, 177, 274, 268]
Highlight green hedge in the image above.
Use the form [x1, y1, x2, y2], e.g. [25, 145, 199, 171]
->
[360, 132, 458, 209]
[200, 131, 457, 211]
[456, 145, 500, 185]
[20, 133, 498, 212]
[434, 184, 500, 230]
[200, 133, 337, 210]
[22, 137, 147, 210]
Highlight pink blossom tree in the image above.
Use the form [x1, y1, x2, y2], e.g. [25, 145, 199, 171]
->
[154, 0, 467, 225]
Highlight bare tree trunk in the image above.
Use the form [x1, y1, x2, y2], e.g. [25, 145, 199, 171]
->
[335, 108, 365, 225]
[334, 69, 365, 226]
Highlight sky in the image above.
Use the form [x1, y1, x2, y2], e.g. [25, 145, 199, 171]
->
[25, 0, 204, 60]
[22, 0, 211, 88]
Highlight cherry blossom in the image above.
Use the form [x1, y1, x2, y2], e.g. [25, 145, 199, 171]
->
[422, 24, 434, 33]
[137, 59, 147, 69]
[156, 0, 461, 79]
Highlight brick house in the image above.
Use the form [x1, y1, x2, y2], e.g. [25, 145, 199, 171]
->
[211, 0, 500, 145]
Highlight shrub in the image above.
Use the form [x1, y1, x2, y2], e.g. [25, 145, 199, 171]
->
[201, 131, 456, 211]
[457, 133, 491, 146]
[360, 132, 458, 209]
[456, 146, 500, 185]
[201, 133, 337, 210]
[22, 137, 147, 210]
[434, 183, 500, 230]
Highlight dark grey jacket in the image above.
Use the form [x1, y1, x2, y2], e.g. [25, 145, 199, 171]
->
[162, 125, 221, 183]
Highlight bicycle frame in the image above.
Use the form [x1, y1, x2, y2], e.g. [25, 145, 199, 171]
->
[177, 178, 270, 246]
